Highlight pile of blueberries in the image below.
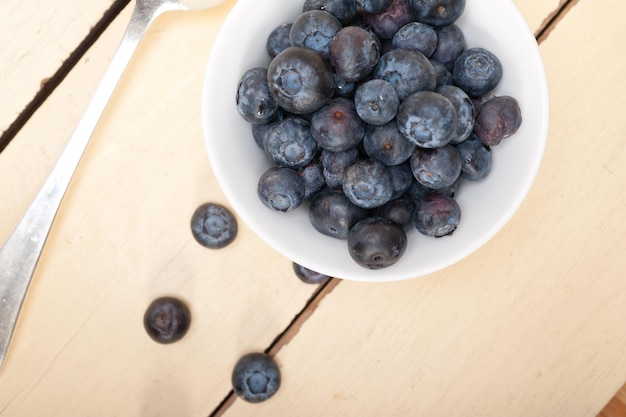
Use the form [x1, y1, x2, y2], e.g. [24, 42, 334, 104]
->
[236, 0, 522, 270]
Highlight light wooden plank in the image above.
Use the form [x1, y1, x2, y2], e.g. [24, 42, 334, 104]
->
[219, 0, 626, 415]
[512, 0, 562, 35]
[0, 1, 325, 416]
[0, 0, 116, 135]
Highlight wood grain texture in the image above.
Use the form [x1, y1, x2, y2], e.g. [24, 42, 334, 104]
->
[1, 0, 625, 416]
[0, 0, 117, 137]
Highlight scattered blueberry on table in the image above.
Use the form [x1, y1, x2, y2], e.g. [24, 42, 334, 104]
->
[143, 296, 191, 344]
[293, 262, 332, 284]
[232, 352, 281, 403]
[235, 0, 522, 270]
[191, 203, 238, 249]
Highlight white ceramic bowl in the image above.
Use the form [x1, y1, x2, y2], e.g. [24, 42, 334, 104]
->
[201, 0, 549, 282]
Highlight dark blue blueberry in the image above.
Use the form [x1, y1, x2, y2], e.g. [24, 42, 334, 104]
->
[354, 79, 399, 125]
[309, 188, 370, 239]
[290, 10, 343, 58]
[266, 23, 293, 58]
[303, 0, 357, 24]
[251, 110, 284, 149]
[431, 59, 454, 88]
[406, 174, 461, 203]
[343, 159, 394, 208]
[236, 67, 279, 125]
[409, 144, 462, 189]
[191, 202, 238, 249]
[396, 91, 457, 148]
[436, 84, 476, 144]
[363, 121, 415, 166]
[375, 195, 416, 231]
[293, 262, 332, 284]
[258, 166, 305, 212]
[357, 0, 394, 13]
[263, 117, 318, 168]
[473, 95, 522, 146]
[311, 97, 366, 152]
[320, 147, 359, 188]
[232, 352, 281, 403]
[373, 48, 436, 100]
[267, 46, 335, 114]
[297, 156, 326, 199]
[329, 26, 381, 83]
[392, 21, 438, 57]
[363, 0, 414, 40]
[348, 217, 407, 269]
[431, 24, 465, 69]
[415, 193, 461, 237]
[388, 162, 414, 198]
[333, 74, 356, 97]
[144, 297, 191, 344]
[409, 0, 465, 27]
[455, 133, 492, 181]
[453, 47, 503, 98]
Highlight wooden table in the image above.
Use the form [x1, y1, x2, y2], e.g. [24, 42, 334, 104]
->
[1, 0, 626, 416]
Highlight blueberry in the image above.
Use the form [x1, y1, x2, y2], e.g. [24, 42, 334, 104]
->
[258, 166, 305, 212]
[455, 132, 492, 181]
[354, 79, 400, 126]
[266, 23, 293, 58]
[375, 195, 416, 231]
[410, 144, 462, 189]
[415, 193, 461, 237]
[263, 117, 318, 168]
[436, 84, 476, 144]
[409, 0, 465, 27]
[396, 91, 457, 148]
[290, 10, 343, 58]
[191, 202, 238, 249]
[405, 174, 459, 203]
[363, 0, 414, 40]
[320, 147, 359, 188]
[267, 46, 335, 114]
[453, 47, 503, 97]
[293, 262, 332, 284]
[143, 296, 191, 344]
[343, 159, 394, 208]
[430, 24, 465, 69]
[303, 0, 357, 24]
[232, 352, 281, 403]
[348, 217, 407, 269]
[333, 74, 356, 97]
[430, 59, 454, 88]
[297, 156, 326, 199]
[236, 67, 279, 125]
[357, 0, 394, 13]
[309, 188, 370, 239]
[373, 48, 436, 100]
[472, 95, 522, 146]
[251, 110, 284, 149]
[329, 26, 381, 83]
[363, 121, 415, 166]
[388, 161, 414, 198]
[311, 97, 366, 152]
[392, 22, 438, 57]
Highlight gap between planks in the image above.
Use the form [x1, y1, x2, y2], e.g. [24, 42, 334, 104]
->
[0, 0, 132, 153]
[207, 277, 342, 417]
